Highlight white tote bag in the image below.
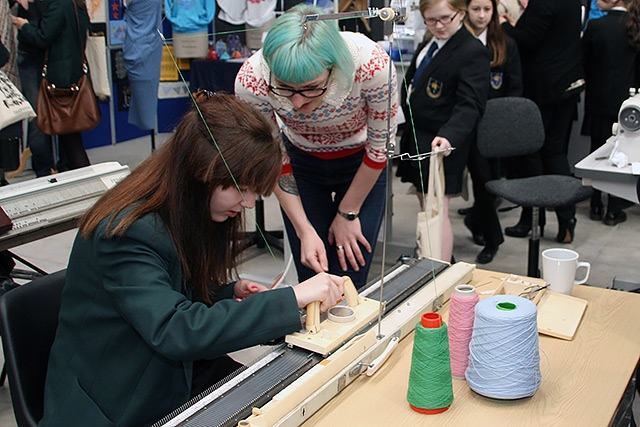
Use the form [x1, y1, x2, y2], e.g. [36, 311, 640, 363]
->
[416, 154, 445, 260]
[85, 34, 112, 98]
[0, 71, 36, 130]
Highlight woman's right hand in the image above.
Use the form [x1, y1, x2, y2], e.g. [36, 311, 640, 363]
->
[299, 228, 329, 274]
[292, 273, 345, 312]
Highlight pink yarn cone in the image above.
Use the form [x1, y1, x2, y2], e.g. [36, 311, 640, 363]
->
[448, 284, 480, 378]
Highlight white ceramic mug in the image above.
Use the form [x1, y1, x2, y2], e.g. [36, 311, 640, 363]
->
[542, 248, 591, 295]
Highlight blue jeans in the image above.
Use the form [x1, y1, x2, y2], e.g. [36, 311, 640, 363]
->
[282, 138, 386, 289]
[17, 51, 53, 176]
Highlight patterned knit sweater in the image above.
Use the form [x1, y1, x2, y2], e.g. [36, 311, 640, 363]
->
[235, 32, 398, 173]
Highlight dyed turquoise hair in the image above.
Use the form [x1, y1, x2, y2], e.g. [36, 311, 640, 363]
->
[262, 4, 355, 86]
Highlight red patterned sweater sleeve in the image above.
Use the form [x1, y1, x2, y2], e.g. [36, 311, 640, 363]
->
[359, 42, 398, 169]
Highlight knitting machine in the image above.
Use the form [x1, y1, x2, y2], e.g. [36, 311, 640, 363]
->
[151, 258, 475, 427]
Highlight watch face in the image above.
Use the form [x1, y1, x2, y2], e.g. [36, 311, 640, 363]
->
[338, 210, 358, 220]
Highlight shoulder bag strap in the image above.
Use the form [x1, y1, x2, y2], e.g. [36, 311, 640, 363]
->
[72, 1, 89, 73]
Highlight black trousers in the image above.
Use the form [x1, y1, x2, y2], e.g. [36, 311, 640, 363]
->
[467, 140, 504, 247]
[57, 133, 90, 172]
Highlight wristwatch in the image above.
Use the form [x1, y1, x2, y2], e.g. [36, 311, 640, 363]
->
[337, 209, 359, 221]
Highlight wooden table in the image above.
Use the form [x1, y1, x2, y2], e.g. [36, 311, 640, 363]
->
[303, 269, 640, 427]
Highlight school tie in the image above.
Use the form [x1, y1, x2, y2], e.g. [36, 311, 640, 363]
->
[412, 42, 439, 86]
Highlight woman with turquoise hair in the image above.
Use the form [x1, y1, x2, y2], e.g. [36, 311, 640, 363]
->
[236, 4, 398, 289]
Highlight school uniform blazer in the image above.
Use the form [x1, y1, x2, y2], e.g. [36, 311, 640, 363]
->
[401, 27, 490, 152]
[398, 26, 490, 193]
[502, 0, 584, 106]
[39, 212, 302, 427]
[582, 10, 640, 118]
[489, 36, 523, 99]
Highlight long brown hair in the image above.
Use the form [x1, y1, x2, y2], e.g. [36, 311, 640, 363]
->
[466, 0, 507, 67]
[626, 0, 640, 49]
[79, 93, 281, 304]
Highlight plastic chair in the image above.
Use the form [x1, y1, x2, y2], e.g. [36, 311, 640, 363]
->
[0, 270, 66, 427]
[476, 97, 591, 277]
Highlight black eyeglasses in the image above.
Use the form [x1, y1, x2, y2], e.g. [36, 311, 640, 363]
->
[423, 10, 460, 26]
[268, 69, 332, 98]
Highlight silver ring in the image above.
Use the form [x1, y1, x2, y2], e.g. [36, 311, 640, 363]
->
[336, 245, 344, 251]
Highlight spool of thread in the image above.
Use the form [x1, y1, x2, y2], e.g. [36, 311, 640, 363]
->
[407, 312, 454, 414]
[448, 284, 480, 378]
[465, 295, 541, 399]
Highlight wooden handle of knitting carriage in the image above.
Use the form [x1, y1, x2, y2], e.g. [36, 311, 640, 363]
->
[305, 276, 359, 334]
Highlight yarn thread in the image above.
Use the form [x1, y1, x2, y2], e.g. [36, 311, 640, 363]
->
[465, 295, 541, 399]
[448, 284, 480, 378]
[407, 312, 454, 413]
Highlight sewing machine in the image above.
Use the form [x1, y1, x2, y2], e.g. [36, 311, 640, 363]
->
[575, 92, 640, 203]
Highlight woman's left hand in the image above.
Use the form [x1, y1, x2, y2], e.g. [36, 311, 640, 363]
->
[328, 216, 371, 272]
[233, 280, 268, 301]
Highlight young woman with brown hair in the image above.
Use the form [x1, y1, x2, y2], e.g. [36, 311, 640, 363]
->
[38, 93, 345, 426]
[461, 0, 523, 264]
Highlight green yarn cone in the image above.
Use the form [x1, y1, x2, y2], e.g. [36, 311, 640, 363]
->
[407, 321, 454, 411]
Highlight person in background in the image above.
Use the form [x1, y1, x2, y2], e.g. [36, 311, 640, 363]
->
[498, 0, 527, 21]
[236, 4, 398, 289]
[581, 0, 640, 225]
[395, 0, 490, 263]
[38, 92, 345, 426]
[8, 0, 52, 176]
[12, 0, 91, 175]
[461, 0, 523, 264]
[501, 0, 584, 244]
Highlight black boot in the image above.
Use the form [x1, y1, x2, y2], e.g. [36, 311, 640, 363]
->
[476, 245, 499, 264]
[556, 218, 576, 243]
[505, 207, 545, 238]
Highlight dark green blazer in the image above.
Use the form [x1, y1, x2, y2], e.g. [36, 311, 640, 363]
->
[39, 212, 302, 426]
[17, 0, 90, 87]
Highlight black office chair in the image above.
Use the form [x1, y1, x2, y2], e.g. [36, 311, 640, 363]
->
[0, 270, 66, 427]
[476, 97, 592, 277]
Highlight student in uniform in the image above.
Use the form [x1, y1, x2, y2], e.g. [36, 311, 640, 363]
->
[461, 0, 523, 264]
[396, 0, 490, 263]
[582, 0, 640, 226]
[38, 93, 345, 426]
[501, 0, 584, 244]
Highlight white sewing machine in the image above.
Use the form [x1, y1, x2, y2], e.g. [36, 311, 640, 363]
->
[575, 92, 640, 203]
